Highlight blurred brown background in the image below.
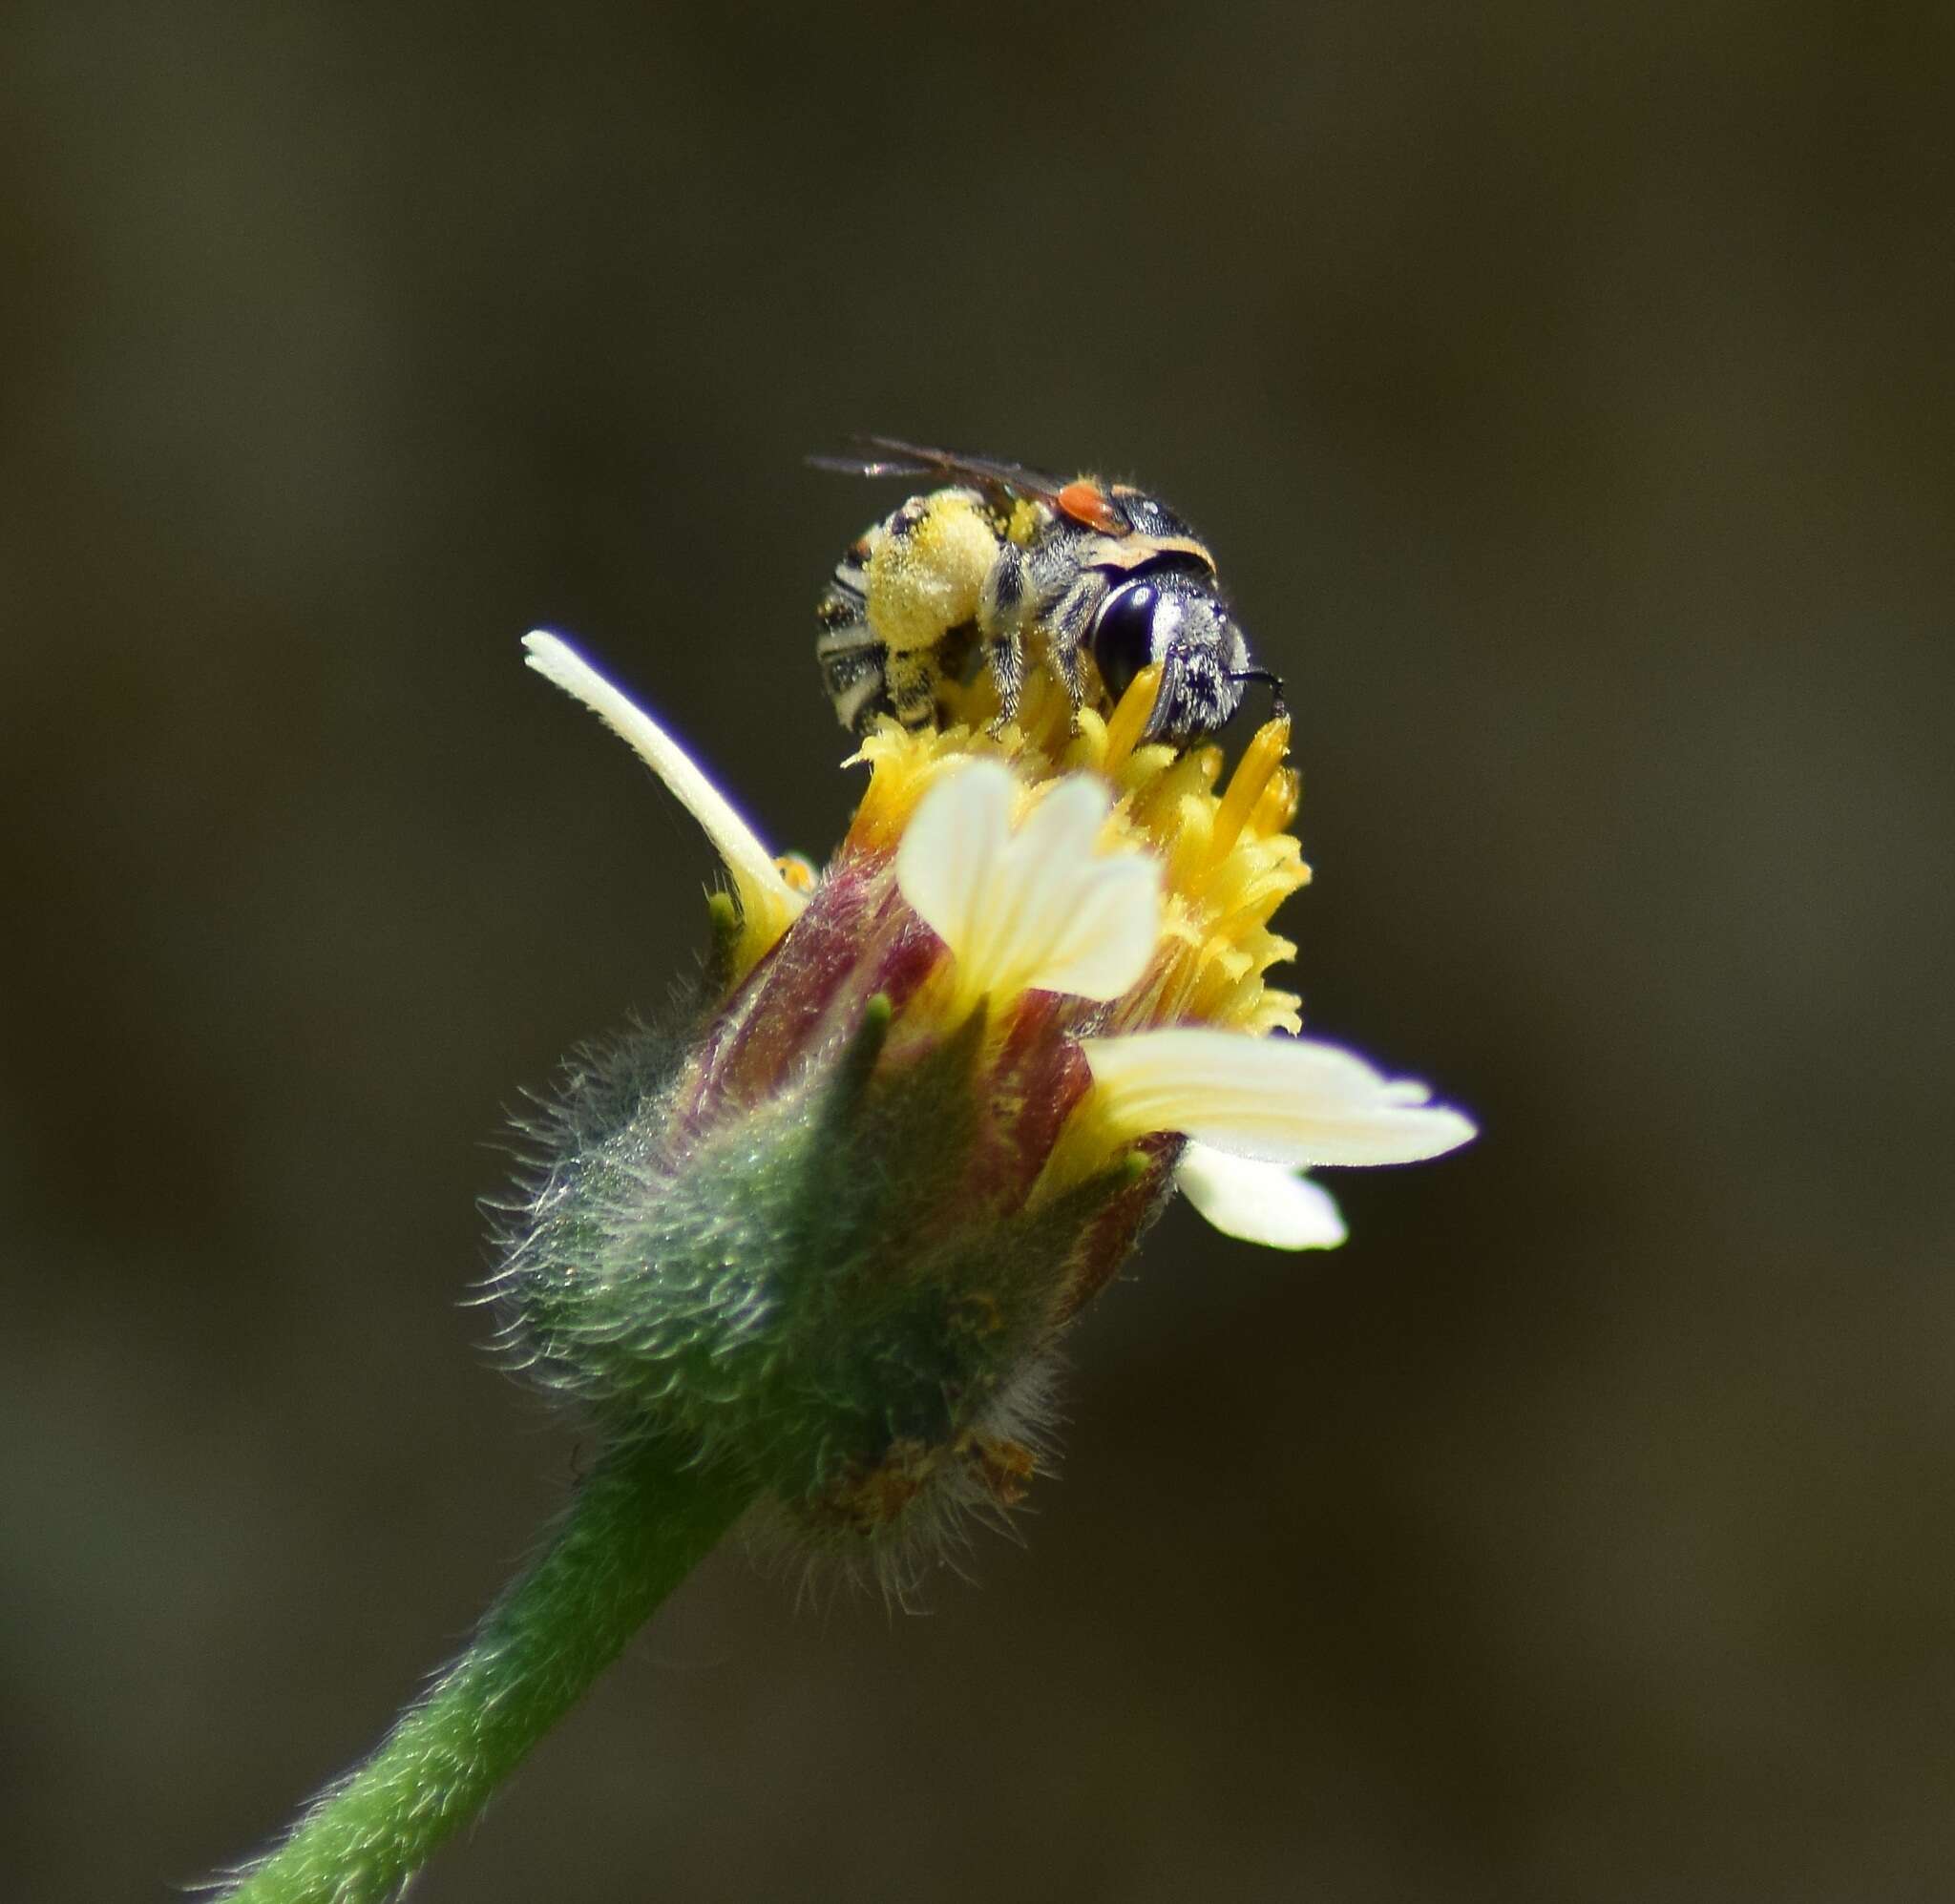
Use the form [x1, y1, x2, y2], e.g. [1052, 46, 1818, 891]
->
[4, 4, 1950, 1899]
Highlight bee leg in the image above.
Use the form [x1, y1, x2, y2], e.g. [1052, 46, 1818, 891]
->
[1050, 644, 1090, 733]
[983, 632, 1025, 732]
[1041, 576, 1104, 733]
[978, 545, 1030, 733]
[883, 646, 941, 732]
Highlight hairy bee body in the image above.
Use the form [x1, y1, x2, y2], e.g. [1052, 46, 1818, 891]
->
[812, 439, 1278, 747]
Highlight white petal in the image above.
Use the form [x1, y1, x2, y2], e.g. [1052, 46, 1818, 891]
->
[1000, 782, 1165, 1008]
[1016, 847, 1163, 999]
[895, 763, 1162, 1005]
[523, 632, 804, 938]
[1080, 1027, 1476, 1167]
[1177, 1142, 1348, 1249]
[894, 759, 1014, 974]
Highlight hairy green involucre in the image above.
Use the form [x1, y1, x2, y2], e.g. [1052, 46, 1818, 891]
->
[496, 997, 1154, 1571]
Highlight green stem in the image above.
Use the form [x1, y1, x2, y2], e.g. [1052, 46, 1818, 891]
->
[221, 1433, 751, 1904]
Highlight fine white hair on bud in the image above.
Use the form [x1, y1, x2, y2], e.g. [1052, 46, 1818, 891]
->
[895, 760, 1163, 1015]
[1078, 1028, 1478, 1167]
[1174, 1142, 1348, 1250]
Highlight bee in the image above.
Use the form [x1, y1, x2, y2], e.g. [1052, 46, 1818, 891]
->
[810, 437, 1283, 747]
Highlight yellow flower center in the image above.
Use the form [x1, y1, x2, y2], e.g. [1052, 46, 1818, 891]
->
[845, 665, 1310, 1041]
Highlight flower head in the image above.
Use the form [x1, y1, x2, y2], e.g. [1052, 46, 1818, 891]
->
[502, 630, 1472, 1584]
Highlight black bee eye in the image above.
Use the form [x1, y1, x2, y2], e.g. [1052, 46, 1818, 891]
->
[1091, 582, 1160, 700]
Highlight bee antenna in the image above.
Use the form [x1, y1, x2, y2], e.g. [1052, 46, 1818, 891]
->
[1228, 667, 1288, 715]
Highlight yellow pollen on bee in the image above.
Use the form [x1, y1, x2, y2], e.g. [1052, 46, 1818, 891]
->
[864, 492, 999, 655]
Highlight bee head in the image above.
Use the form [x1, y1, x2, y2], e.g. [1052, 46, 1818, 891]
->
[1089, 569, 1260, 745]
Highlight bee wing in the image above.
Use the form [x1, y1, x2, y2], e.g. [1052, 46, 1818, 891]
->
[807, 435, 1072, 505]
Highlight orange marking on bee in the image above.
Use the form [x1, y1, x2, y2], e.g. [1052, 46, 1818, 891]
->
[1057, 479, 1126, 534]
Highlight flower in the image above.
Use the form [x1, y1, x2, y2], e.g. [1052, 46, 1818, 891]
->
[506, 628, 1473, 1580]
[894, 761, 1163, 1016]
[879, 755, 1475, 1240]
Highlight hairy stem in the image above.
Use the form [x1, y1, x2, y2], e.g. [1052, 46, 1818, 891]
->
[221, 1433, 749, 1904]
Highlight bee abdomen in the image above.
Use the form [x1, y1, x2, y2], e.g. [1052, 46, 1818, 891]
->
[812, 487, 1002, 735]
[818, 641, 889, 734]
[815, 552, 892, 732]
